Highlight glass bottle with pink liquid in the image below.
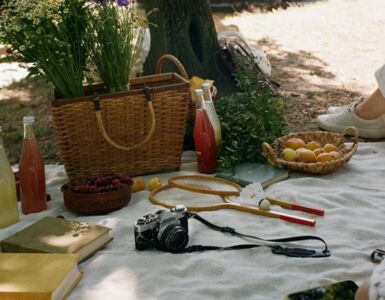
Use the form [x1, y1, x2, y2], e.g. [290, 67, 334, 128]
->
[19, 116, 47, 214]
[193, 89, 217, 174]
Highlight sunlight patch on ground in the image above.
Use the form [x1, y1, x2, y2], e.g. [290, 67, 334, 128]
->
[222, 0, 385, 95]
[0, 63, 28, 89]
[0, 88, 30, 101]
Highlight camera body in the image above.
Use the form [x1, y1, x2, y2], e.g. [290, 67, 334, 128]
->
[134, 205, 189, 253]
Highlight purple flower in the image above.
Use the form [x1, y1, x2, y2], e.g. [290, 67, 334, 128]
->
[116, 0, 130, 7]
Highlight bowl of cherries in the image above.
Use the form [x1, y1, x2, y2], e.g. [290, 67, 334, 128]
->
[61, 173, 133, 215]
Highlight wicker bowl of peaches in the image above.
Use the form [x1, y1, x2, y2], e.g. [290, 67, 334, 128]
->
[262, 126, 359, 174]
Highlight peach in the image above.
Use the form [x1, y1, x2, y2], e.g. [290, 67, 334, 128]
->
[323, 143, 339, 153]
[131, 177, 145, 193]
[316, 152, 334, 162]
[329, 151, 341, 160]
[285, 138, 306, 150]
[296, 148, 317, 163]
[313, 148, 324, 156]
[306, 141, 321, 151]
[281, 148, 297, 162]
[295, 147, 307, 160]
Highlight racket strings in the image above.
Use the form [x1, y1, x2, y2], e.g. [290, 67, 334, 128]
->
[169, 175, 242, 196]
[176, 179, 237, 191]
[155, 186, 224, 208]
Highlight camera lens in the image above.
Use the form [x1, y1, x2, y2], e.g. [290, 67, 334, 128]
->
[160, 225, 189, 253]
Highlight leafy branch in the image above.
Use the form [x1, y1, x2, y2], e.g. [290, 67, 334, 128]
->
[216, 57, 286, 170]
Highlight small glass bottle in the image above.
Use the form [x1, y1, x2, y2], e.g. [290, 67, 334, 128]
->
[0, 125, 19, 228]
[19, 116, 47, 214]
[193, 89, 217, 174]
[202, 83, 222, 147]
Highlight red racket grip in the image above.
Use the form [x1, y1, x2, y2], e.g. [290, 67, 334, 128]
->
[279, 214, 316, 227]
[291, 204, 324, 216]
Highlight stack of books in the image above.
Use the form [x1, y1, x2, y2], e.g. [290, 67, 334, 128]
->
[0, 217, 112, 299]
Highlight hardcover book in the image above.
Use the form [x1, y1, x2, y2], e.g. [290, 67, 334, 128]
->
[0, 253, 82, 300]
[0, 216, 112, 262]
[216, 162, 289, 188]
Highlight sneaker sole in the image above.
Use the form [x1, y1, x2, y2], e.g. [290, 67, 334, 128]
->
[317, 120, 385, 139]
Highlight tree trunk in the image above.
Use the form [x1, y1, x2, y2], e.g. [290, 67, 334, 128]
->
[141, 0, 235, 96]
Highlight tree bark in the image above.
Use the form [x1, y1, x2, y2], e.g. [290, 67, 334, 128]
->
[141, 0, 235, 96]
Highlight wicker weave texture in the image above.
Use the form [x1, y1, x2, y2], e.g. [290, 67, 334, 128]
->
[51, 80, 190, 180]
[262, 127, 359, 174]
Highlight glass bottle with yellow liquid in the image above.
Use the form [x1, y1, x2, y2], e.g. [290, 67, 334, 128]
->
[202, 83, 222, 146]
[0, 125, 19, 228]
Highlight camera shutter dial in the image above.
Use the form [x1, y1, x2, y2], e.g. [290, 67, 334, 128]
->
[175, 204, 186, 212]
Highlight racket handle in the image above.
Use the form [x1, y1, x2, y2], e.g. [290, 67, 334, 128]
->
[291, 204, 324, 216]
[279, 214, 316, 227]
[267, 197, 324, 216]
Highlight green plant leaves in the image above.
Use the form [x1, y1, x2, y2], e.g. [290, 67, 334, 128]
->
[216, 58, 286, 170]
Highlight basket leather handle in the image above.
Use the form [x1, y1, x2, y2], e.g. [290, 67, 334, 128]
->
[156, 54, 189, 80]
[93, 89, 156, 151]
[340, 126, 359, 153]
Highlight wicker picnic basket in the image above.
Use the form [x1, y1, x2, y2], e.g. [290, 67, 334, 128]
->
[262, 126, 359, 174]
[51, 55, 191, 181]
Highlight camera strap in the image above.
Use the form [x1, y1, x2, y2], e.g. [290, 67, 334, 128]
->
[182, 213, 330, 258]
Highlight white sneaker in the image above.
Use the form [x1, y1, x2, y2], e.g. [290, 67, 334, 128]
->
[317, 104, 385, 139]
[326, 97, 364, 114]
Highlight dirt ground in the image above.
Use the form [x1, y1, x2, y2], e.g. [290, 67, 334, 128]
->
[1, 0, 385, 163]
[222, 0, 385, 132]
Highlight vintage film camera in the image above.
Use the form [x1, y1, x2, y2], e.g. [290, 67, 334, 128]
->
[134, 205, 190, 253]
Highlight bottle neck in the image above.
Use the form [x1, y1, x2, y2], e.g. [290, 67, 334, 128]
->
[195, 94, 206, 110]
[202, 88, 213, 103]
[23, 123, 35, 140]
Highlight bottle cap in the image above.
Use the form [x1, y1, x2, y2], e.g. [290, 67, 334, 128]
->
[201, 82, 210, 89]
[23, 116, 35, 124]
[194, 89, 203, 96]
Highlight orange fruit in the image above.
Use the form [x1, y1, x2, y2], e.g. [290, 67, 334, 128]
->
[329, 151, 341, 160]
[306, 141, 321, 151]
[286, 138, 306, 150]
[281, 148, 297, 161]
[316, 152, 334, 162]
[313, 148, 324, 156]
[296, 148, 317, 163]
[131, 177, 145, 193]
[323, 143, 338, 153]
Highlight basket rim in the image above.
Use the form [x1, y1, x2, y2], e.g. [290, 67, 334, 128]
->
[61, 182, 132, 198]
[274, 130, 347, 140]
[52, 72, 190, 107]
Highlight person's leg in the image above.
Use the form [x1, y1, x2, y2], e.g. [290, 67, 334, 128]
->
[316, 64, 385, 138]
[356, 88, 385, 120]
[327, 64, 385, 115]
[355, 280, 369, 300]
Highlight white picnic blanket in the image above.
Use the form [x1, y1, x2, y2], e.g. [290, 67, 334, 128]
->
[1, 142, 385, 300]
